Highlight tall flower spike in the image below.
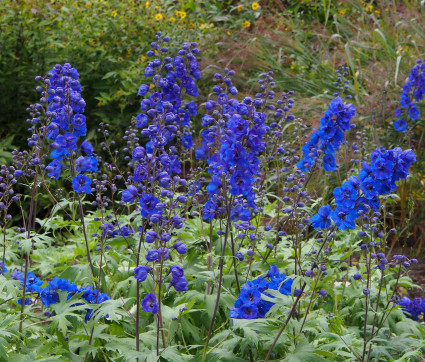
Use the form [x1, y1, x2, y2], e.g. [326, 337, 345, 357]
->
[297, 96, 356, 172]
[394, 58, 425, 132]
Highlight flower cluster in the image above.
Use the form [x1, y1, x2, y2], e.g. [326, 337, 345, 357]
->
[134, 264, 188, 315]
[121, 33, 200, 315]
[398, 297, 425, 320]
[297, 96, 356, 172]
[394, 58, 425, 132]
[196, 71, 277, 224]
[12, 270, 109, 321]
[38, 63, 97, 193]
[0, 165, 20, 232]
[136, 31, 200, 151]
[311, 147, 416, 230]
[229, 265, 293, 319]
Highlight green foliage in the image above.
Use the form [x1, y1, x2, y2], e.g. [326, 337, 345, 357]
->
[1, 0, 425, 360]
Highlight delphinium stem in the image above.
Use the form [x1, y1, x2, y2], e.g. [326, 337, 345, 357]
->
[264, 227, 334, 360]
[1, 221, 6, 276]
[361, 248, 372, 362]
[135, 222, 146, 354]
[201, 204, 231, 362]
[69, 153, 96, 279]
[19, 174, 38, 333]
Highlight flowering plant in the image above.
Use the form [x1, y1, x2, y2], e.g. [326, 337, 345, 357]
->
[0, 32, 423, 361]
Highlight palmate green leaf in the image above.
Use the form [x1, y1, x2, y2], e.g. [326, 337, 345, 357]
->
[123, 349, 158, 362]
[31, 246, 78, 276]
[0, 275, 20, 299]
[392, 347, 425, 362]
[49, 292, 87, 334]
[0, 313, 20, 360]
[0, 336, 9, 360]
[91, 298, 130, 323]
[282, 342, 328, 362]
[59, 264, 95, 285]
[102, 337, 136, 355]
[206, 347, 249, 362]
[180, 317, 202, 343]
[160, 346, 193, 361]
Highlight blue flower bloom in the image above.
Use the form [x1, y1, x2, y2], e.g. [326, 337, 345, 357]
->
[75, 156, 98, 173]
[398, 297, 424, 320]
[134, 265, 153, 282]
[311, 204, 333, 229]
[72, 174, 92, 194]
[81, 140, 93, 155]
[394, 59, 425, 130]
[169, 277, 188, 292]
[46, 159, 63, 180]
[139, 194, 160, 218]
[122, 185, 139, 204]
[142, 293, 159, 314]
[40, 277, 78, 307]
[230, 265, 293, 319]
[298, 96, 356, 173]
[394, 119, 407, 133]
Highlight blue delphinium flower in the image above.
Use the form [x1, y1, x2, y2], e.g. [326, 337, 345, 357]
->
[311, 204, 333, 229]
[142, 293, 159, 314]
[313, 147, 416, 231]
[297, 96, 356, 172]
[16, 271, 43, 293]
[195, 70, 276, 229]
[394, 58, 425, 132]
[394, 119, 407, 132]
[164, 265, 188, 292]
[398, 297, 425, 320]
[36, 63, 97, 196]
[75, 156, 98, 173]
[40, 277, 78, 307]
[134, 265, 153, 282]
[45, 159, 63, 180]
[230, 265, 292, 319]
[80, 286, 110, 322]
[72, 174, 92, 194]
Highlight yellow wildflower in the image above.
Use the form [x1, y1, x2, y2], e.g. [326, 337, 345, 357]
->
[365, 4, 373, 12]
[85, 2, 91, 8]
[169, 16, 176, 22]
[374, 9, 380, 15]
[145, 1, 149, 8]
[155, 13, 163, 20]
[237, 5, 243, 12]
[338, 8, 346, 15]
[175, 11, 186, 18]
[117, 90, 122, 95]
[252, 2, 259, 10]
[111, 10, 117, 17]
[242, 20, 251, 28]
[150, 84, 155, 89]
